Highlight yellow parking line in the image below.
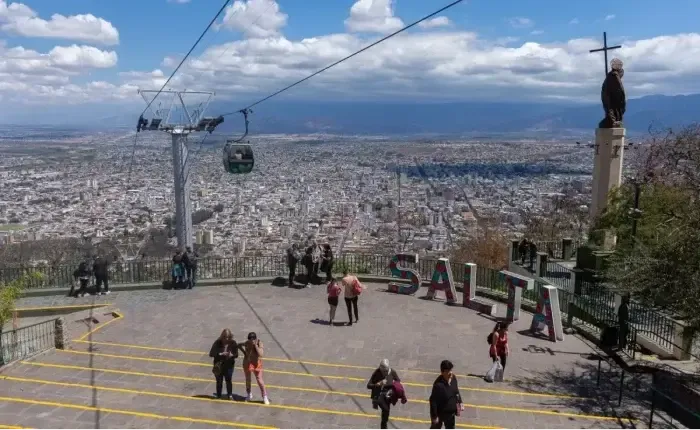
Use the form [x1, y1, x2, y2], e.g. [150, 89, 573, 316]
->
[0, 395, 271, 429]
[20, 361, 629, 421]
[0, 375, 493, 429]
[54, 349, 580, 399]
[74, 311, 123, 341]
[59, 350, 367, 382]
[0, 425, 27, 429]
[72, 339, 497, 382]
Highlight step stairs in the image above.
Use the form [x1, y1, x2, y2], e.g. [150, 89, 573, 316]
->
[0, 338, 644, 429]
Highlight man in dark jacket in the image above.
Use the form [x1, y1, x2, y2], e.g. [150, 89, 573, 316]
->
[429, 360, 463, 429]
[367, 359, 401, 429]
[93, 255, 110, 295]
[286, 244, 300, 286]
[184, 246, 198, 289]
[72, 259, 92, 298]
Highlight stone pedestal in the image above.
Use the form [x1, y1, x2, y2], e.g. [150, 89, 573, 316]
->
[590, 127, 625, 222]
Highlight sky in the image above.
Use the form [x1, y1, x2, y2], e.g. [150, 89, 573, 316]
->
[2, 0, 700, 119]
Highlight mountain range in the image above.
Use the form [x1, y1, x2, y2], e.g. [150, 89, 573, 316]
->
[6, 94, 700, 136]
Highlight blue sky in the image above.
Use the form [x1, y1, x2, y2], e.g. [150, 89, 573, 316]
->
[1, 0, 700, 119]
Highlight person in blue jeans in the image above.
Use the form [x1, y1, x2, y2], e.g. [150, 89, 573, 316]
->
[209, 329, 244, 399]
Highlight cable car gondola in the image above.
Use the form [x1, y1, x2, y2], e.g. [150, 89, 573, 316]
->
[223, 141, 254, 174]
[222, 108, 254, 174]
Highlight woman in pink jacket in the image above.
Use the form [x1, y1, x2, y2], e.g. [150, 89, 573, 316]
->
[326, 278, 342, 325]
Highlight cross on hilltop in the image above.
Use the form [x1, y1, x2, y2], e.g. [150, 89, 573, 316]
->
[589, 31, 622, 75]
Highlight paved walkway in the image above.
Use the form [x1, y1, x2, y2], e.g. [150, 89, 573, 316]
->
[0, 282, 647, 428]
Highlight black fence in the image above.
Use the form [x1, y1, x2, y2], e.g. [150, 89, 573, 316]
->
[1, 319, 56, 365]
[0, 252, 685, 356]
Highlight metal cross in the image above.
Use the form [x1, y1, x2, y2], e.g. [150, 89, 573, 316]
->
[589, 32, 622, 75]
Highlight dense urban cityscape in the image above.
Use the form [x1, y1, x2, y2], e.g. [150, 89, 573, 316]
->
[0, 125, 594, 260]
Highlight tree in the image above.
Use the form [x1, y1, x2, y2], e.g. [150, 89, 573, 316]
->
[450, 227, 509, 270]
[596, 124, 700, 330]
[522, 193, 588, 241]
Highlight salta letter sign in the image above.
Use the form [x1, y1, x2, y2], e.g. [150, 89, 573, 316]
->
[388, 253, 422, 295]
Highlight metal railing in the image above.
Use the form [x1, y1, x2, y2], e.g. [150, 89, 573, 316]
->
[1, 319, 56, 365]
[544, 261, 573, 291]
[0, 252, 687, 357]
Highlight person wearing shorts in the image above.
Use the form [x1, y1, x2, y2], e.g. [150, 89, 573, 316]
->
[243, 332, 269, 405]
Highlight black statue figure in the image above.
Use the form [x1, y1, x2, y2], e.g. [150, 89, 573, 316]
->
[599, 58, 626, 128]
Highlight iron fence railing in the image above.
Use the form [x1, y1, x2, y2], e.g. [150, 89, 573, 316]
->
[1, 319, 56, 365]
[0, 252, 686, 356]
[545, 261, 573, 291]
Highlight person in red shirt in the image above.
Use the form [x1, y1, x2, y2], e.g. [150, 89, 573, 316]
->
[326, 278, 342, 325]
[489, 322, 510, 371]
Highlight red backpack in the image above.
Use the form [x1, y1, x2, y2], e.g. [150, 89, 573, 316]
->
[352, 279, 363, 295]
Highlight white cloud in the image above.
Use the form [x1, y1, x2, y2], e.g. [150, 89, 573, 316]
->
[0, 41, 124, 105]
[569, 18, 579, 25]
[0, 0, 119, 45]
[4, 0, 700, 108]
[508, 17, 534, 29]
[418, 16, 451, 29]
[605, 14, 616, 21]
[220, 0, 288, 39]
[530, 30, 544, 35]
[345, 0, 404, 34]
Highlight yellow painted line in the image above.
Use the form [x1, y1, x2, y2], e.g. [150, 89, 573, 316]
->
[21, 361, 627, 421]
[74, 311, 123, 342]
[1, 375, 493, 429]
[54, 350, 578, 399]
[73, 339, 490, 381]
[15, 304, 111, 312]
[59, 349, 366, 382]
[0, 395, 272, 429]
[0, 425, 27, 429]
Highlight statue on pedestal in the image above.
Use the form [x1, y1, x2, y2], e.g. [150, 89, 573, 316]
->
[599, 58, 626, 128]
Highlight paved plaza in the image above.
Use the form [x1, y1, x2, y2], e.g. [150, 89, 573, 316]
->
[0, 282, 646, 428]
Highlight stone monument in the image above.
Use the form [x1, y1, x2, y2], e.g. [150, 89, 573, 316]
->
[591, 57, 626, 229]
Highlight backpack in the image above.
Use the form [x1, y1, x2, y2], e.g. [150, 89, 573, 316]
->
[487, 332, 494, 345]
[352, 279, 363, 295]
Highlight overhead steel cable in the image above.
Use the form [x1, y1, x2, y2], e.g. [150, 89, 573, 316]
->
[220, 0, 466, 116]
[126, 0, 232, 182]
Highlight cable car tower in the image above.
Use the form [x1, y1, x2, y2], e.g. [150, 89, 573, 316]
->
[136, 89, 223, 249]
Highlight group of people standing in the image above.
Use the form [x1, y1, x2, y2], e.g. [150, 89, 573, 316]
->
[366, 358, 464, 429]
[209, 329, 269, 405]
[172, 246, 199, 289]
[286, 238, 334, 288]
[326, 269, 362, 326]
[70, 254, 111, 297]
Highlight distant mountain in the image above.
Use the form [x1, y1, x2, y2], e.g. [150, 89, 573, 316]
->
[5, 94, 699, 135]
[208, 94, 700, 135]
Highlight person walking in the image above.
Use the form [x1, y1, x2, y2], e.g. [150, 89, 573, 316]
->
[367, 359, 406, 429]
[489, 322, 509, 378]
[326, 278, 342, 325]
[429, 360, 463, 429]
[341, 269, 362, 326]
[243, 332, 269, 405]
[93, 254, 110, 295]
[286, 243, 300, 286]
[209, 329, 243, 400]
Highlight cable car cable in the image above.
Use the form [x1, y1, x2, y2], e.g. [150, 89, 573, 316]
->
[219, 0, 466, 116]
[127, 0, 231, 184]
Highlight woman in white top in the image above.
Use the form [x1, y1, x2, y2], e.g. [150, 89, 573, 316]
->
[341, 269, 362, 326]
